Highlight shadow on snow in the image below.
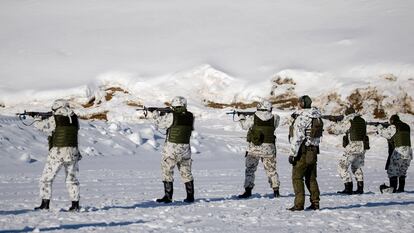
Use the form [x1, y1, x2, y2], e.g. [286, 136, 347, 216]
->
[0, 220, 146, 233]
[322, 200, 414, 210]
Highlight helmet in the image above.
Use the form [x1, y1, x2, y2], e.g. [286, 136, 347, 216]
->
[257, 100, 272, 112]
[51, 99, 70, 112]
[171, 96, 187, 107]
[298, 95, 312, 109]
[345, 106, 356, 115]
[390, 114, 400, 124]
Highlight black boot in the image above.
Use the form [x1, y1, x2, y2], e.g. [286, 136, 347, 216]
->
[156, 181, 173, 203]
[397, 176, 406, 193]
[238, 187, 252, 199]
[184, 180, 195, 203]
[287, 205, 304, 211]
[353, 181, 364, 194]
[34, 199, 50, 210]
[390, 176, 398, 193]
[379, 183, 389, 194]
[380, 177, 398, 193]
[337, 182, 353, 195]
[306, 202, 320, 210]
[69, 201, 80, 212]
[273, 188, 280, 198]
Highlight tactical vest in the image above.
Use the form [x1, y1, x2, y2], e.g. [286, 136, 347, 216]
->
[349, 116, 366, 141]
[392, 121, 411, 147]
[167, 111, 194, 144]
[248, 115, 275, 145]
[51, 115, 79, 148]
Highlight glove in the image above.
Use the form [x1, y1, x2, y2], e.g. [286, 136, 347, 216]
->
[151, 110, 160, 119]
[288, 156, 296, 165]
[238, 114, 246, 120]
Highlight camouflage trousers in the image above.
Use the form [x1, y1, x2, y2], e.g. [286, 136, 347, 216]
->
[244, 153, 280, 189]
[387, 149, 412, 178]
[337, 152, 365, 183]
[39, 147, 80, 201]
[161, 154, 193, 183]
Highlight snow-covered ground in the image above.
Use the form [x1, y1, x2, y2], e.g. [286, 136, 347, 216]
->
[0, 115, 414, 232]
[1, 0, 414, 232]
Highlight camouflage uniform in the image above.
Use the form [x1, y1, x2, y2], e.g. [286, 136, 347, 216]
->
[289, 107, 321, 209]
[332, 113, 365, 183]
[34, 106, 81, 202]
[378, 125, 412, 178]
[239, 111, 280, 190]
[153, 113, 193, 183]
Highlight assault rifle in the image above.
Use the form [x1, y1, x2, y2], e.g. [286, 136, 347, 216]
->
[321, 115, 344, 122]
[16, 111, 53, 120]
[16, 111, 53, 126]
[226, 110, 255, 121]
[137, 106, 173, 118]
[367, 122, 390, 127]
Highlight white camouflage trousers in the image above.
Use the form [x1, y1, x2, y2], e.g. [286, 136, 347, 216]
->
[387, 147, 412, 177]
[161, 155, 193, 183]
[337, 152, 365, 183]
[244, 154, 280, 189]
[39, 147, 80, 201]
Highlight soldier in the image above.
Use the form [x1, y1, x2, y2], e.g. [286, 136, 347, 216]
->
[377, 115, 412, 193]
[33, 99, 81, 211]
[332, 107, 367, 195]
[237, 100, 281, 198]
[288, 95, 322, 211]
[152, 96, 195, 203]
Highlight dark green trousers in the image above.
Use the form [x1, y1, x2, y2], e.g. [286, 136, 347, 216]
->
[292, 145, 320, 208]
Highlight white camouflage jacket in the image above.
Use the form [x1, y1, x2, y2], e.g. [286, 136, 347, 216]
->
[289, 107, 322, 157]
[239, 111, 280, 157]
[331, 113, 365, 155]
[378, 124, 413, 160]
[152, 112, 192, 159]
[33, 107, 80, 162]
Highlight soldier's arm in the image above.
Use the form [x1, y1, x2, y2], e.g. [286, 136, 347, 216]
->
[289, 115, 310, 157]
[33, 116, 56, 134]
[274, 114, 281, 129]
[238, 115, 254, 130]
[377, 125, 396, 139]
[331, 117, 351, 135]
[152, 112, 174, 130]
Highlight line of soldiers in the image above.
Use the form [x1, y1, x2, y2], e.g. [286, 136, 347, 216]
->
[28, 96, 411, 212]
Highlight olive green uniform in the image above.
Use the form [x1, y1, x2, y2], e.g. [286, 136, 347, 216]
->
[289, 107, 322, 208]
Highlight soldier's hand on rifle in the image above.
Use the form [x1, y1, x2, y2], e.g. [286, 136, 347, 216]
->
[151, 110, 160, 119]
[238, 114, 246, 120]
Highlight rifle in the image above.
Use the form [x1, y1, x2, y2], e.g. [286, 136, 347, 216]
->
[321, 115, 344, 122]
[367, 122, 390, 127]
[16, 111, 53, 126]
[137, 106, 173, 118]
[226, 110, 255, 121]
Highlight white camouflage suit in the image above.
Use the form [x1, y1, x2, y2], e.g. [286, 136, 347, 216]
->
[239, 111, 280, 189]
[34, 106, 81, 201]
[289, 108, 322, 157]
[378, 125, 413, 177]
[331, 113, 365, 183]
[152, 113, 194, 183]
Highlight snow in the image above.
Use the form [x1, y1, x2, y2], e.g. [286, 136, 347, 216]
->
[1, 114, 414, 232]
[1, 0, 414, 232]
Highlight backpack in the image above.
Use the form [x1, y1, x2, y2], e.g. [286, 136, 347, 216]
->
[308, 117, 324, 138]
